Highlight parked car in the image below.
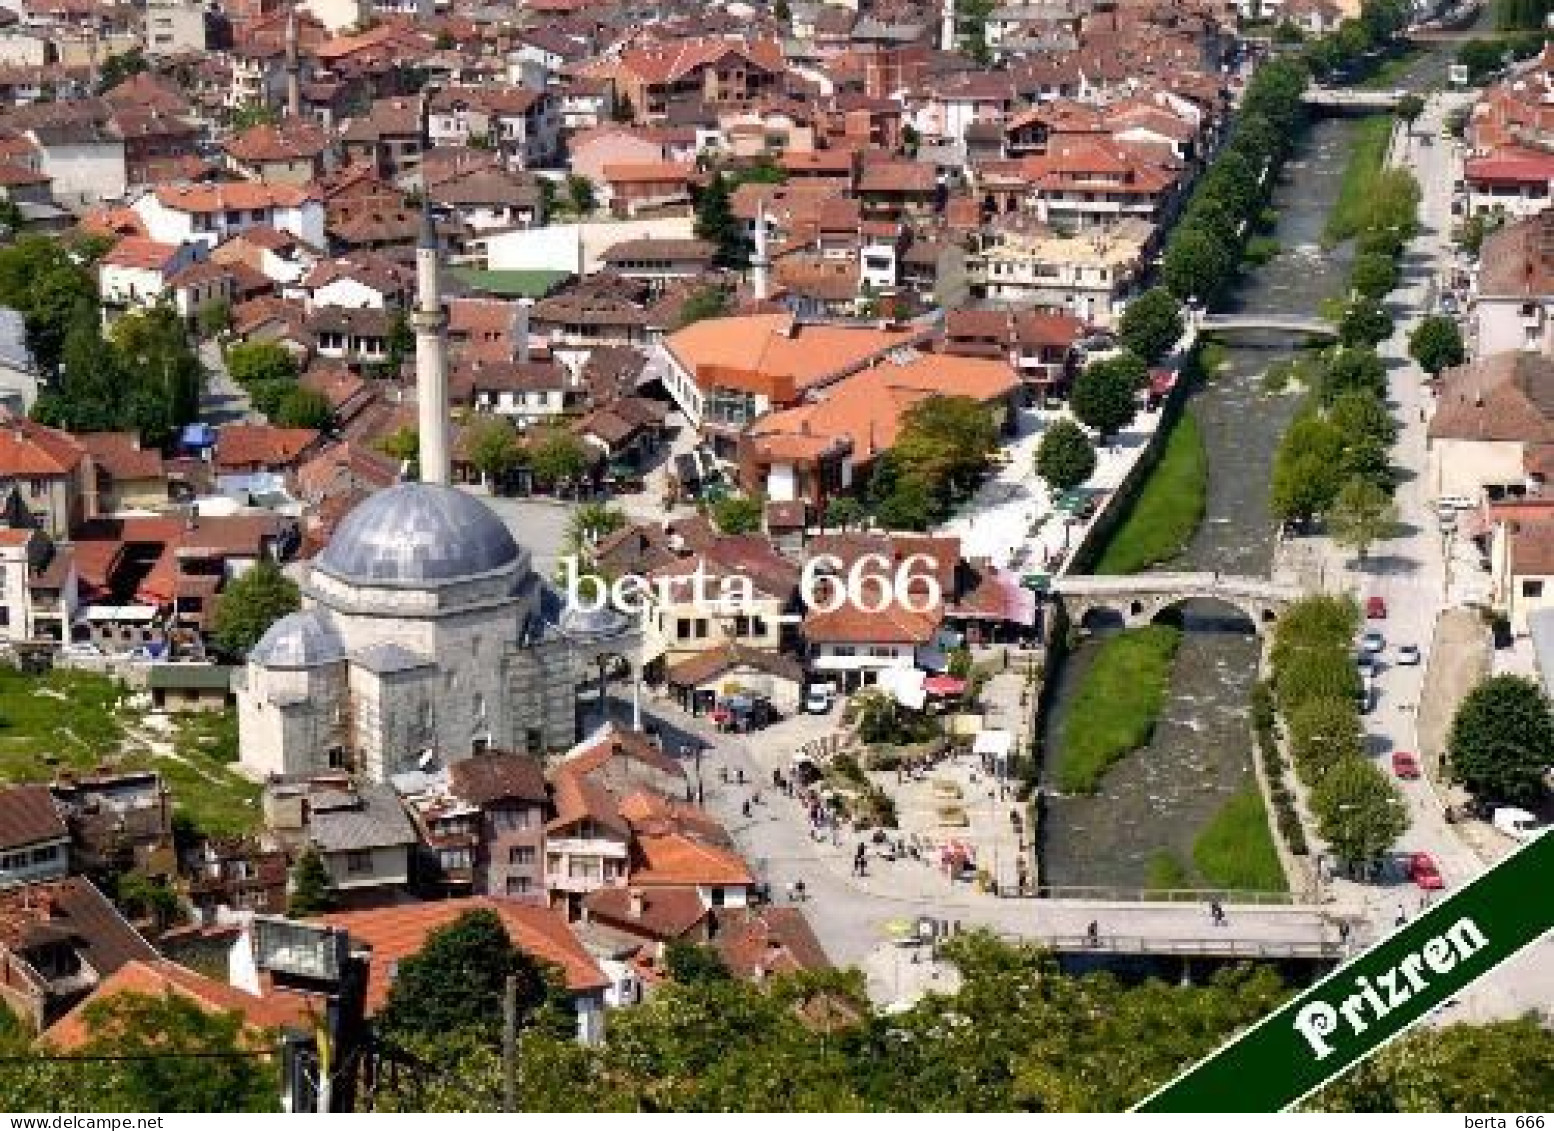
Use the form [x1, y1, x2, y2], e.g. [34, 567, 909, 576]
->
[1360, 631, 1385, 655]
[804, 685, 835, 715]
[1409, 852, 1445, 891]
[1396, 644, 1421, 666]
[1391, 751, 1421, 779]
[1492, 807, 1542, 841]
[1366, 595, 1387, 620]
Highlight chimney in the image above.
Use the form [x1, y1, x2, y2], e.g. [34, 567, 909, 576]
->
[628, 888, 644, 919]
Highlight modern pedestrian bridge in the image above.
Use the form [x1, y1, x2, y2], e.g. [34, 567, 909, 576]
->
[1197, 314, 1339, 340]
[1051, 572, 1306, 634]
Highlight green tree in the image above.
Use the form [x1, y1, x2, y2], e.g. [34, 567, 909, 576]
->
[773, 0, 791, 22]
[664, 941, 733, 985]
[95, 47, 147, 95]
[565, 502, 628, 558]
[565, 174, 596, 216]
[528, 428, 591, 490]
[275, 386, 332, 430]
[1271, 449, 1344, 524]
[1329, 390, 1396, 449]
[891, 394, 999, 498]
[211, 558, 300, 658]
[677, 285, 729, 328]
[712, 493, 764, 535]
[285, 846, 335, 917]
[1394, 93, 1425, 129]
[693, 172, 744, 267]
[1287, 696, 1366, 785]
[464, 415, 523, 484]
[116, 871, 181, 931]
[1162, 224, 1235, 304]
[1407, 315, 1466, 376]
[230, 101, 280, 131]
[1319, 347, 1388, 402]
[1338, 298, 1393, 348]
[1328, 476, 1397, 562]
[1350, 252, 1399, 301]
[1310, 757, 1408, 870]
[1274, 647, 1362, 717]
[868, 457, 937, 531]
[1310, 1019, 1554, 1113]
[196, 299, 232, 339]
[379, 908, 569, 1046]
[225, 340, 299, 387]
[1447, 675, 1554, 805]
[385, 308, 414, 373]
[824, 495, 865, 531]
[1070, 353, 1145, 436]
[76, 991, 279, 1111]
[1035, 418, 1097, 491]
[379, 425, 419, 464]
[1117, 287, 1184, 364]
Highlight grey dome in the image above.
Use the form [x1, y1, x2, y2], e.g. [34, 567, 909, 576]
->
[560, 603, 631, 643]
[250, 609, 344, 669]
[314, 483, 522, 587]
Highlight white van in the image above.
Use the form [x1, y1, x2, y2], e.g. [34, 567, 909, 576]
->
[1492, 807, 1541, 841]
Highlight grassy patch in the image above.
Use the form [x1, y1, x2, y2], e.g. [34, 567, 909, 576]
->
[1192, 787, 1288, 892]
[1197, 340, 1228, 376]
[1054, 625, 1181, 794]
[0, 666, 258, 837]
[1094, 410, 1208, 576]
[1145, 849, 1192, 893]
[1323, 116, 1393, 246]
[0, 666, 128, 779]
[1243, 234, 1281, 266]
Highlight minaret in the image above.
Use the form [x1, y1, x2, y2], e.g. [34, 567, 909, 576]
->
[413, 99, 451, 486]
[751, 199, 770, 301]
[941, 0, 957, 52]
[284, 4, 302, 121]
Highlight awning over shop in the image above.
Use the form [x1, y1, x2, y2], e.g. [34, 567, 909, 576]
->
[923, 675, 966, 697]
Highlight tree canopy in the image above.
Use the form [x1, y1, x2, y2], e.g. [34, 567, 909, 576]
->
[1447, 675, 1554, 806]
[1070, 353, 1145, 436]
[211, 558, 300, 658]
[1408, 316, 1466, 376]
[1117, 287, 1184, 364]
[1035, 418, 1097, 491]
[378, 908, 571, 1046]
[1311, 756, 1408, 869]
[286, 846, 335, 917]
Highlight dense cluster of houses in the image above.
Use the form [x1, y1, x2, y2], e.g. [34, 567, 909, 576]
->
[1424, 47, 1554, 653]
[0, 0, 1269, 1057]
[0, 723, 829, 1045]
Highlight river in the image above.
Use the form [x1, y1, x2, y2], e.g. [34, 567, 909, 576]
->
[1036, 38, 1466, 891]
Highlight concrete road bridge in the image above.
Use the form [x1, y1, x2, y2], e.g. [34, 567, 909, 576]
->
[1197, 314, 1339, 340]
[1051, 572, 1305, 634]
[1302, 87, 1407, 112]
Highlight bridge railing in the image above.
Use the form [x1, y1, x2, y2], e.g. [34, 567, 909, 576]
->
[1001, 884, 1306, 906]
[1036, 934, 1342, 959]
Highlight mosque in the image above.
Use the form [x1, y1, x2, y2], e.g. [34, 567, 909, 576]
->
[236, 198, 635, 783]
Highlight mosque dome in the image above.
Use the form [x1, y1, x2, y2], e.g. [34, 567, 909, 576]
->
[250, 608, 345, 669]
[313, 482, 523, 588]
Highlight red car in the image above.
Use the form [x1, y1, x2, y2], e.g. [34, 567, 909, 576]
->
[1391, 751, 1421, 779]
[1366, 595, 1388, 620]
[1409, 853, 1445, 890]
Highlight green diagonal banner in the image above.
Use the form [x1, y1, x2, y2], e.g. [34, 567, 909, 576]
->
[1136, 830, 1553, 1113]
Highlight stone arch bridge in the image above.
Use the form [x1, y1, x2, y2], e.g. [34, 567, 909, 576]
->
[1051, 573, 1305, 635]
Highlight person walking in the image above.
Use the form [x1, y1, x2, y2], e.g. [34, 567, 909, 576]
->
[1086, 920, 1100, 947]
[1209, 900, 1226, 927]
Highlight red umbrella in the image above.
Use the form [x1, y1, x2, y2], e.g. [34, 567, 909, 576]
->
[923, 676, 967, 696]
